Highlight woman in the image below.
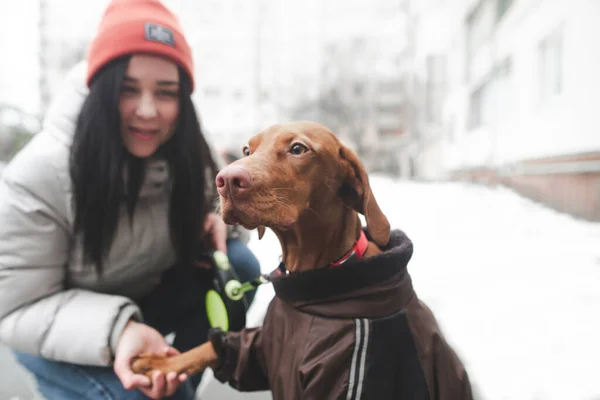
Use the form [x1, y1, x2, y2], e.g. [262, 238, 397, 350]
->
[0, 0, 260, 399]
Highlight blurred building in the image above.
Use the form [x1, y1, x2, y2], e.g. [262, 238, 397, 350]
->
[282, 0, 408, 173]
[315, 0, 410, 174]
[257, 0, 324, 125]
[187, 0, 323, 150]
[176, 0, 262, 149]
[32, 0, 412, 169]
[187, 0, 411, 169]
[407, 0, 600, 221]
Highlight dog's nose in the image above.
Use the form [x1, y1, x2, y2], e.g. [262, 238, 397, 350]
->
[216, 166, 252, 197]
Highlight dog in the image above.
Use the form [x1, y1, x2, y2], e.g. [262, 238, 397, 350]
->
[132, 121, 473, 399]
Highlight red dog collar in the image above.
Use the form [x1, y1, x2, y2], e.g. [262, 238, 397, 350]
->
[329, 230, 369, 267]
[275, 230, 369, 275]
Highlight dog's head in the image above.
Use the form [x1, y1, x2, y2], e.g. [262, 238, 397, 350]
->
[216, 121, 390, 246]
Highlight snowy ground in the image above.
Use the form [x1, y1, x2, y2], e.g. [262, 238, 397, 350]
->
[201, 176, 600, 400]
[2, 175, 599, 399]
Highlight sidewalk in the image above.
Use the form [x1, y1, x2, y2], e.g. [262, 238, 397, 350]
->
[0, 344, 40, 400]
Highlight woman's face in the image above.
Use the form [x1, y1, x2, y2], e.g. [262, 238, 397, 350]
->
[119, 54, 180, 158]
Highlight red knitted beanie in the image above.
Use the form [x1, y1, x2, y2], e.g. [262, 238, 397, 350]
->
[86, 0, 194, 90]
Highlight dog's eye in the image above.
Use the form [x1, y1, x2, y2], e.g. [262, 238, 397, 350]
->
[242, 146, 250, 157]
[290, 143, 308, 155]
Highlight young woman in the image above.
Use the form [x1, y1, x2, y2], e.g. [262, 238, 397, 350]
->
[0, 0, 260, 399]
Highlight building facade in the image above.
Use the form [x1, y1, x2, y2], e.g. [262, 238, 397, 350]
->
[409, 0, 600, 220]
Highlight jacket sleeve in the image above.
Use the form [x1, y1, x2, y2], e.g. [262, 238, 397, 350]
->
[212, 328, 269, 391]
[0, 160, 141, 366]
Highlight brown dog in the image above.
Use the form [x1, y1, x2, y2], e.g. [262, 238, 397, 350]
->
[132, 122, 472, 399]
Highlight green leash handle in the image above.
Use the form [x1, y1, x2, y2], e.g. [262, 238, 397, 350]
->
[200, 250, 248, 332]
[200, 250, 270, 332]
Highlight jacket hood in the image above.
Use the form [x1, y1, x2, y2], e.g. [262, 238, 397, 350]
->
[43, 61, 90, 147]
[270, 229, 415, 319]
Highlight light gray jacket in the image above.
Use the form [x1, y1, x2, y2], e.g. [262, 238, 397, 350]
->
[0, 61, 241, 366]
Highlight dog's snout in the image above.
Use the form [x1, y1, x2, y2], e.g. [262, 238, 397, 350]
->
[216, 166, 252, 197]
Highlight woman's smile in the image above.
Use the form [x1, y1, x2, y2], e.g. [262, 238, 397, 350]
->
[129, 126, 160, 141]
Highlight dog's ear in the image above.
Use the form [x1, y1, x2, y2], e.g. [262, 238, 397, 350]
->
[257, 226, 266, 240]
[338, 146, 390, 247]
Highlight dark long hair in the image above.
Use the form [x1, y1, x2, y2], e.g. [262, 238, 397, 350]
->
[70, 56, 217, 274]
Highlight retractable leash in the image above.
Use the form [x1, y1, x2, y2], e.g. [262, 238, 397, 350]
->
[199, 250, 270, 332]
[201, 231, 368, 332]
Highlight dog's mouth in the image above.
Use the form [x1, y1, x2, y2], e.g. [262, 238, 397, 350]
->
[219, 195, 258, 227]
[219, 195, 297, 230]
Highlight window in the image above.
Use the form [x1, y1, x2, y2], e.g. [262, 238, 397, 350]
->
[354, 83, 364, 96]
[496, 0, 513, 22]
[425, 55, 446, 123]
[469, 58, 512, 130]
[469, 85, 484, 129]
[538, 26, 563, 105]
[231, 0, 244, 16]
[378, 80, 403, 94]
[377, 104, 401, 114]
[446, 116, 456, 142]
[468, 79, 493, 129]
[204, 87, 221, 98]
[495, 58, 513, 121]
[465, 1, 494, 81]
[233, 90, 244, 101]
[466, 2, 493, 57]
[352, 38, 366, 51]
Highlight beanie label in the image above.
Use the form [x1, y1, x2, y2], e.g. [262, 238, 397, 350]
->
[144, 23, 175, 47]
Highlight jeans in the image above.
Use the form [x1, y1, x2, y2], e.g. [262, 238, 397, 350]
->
[14, 239, 261, 400]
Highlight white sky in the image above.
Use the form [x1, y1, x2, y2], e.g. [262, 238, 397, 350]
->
[0, 2, 40, 114]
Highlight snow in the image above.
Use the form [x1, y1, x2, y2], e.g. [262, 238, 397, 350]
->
[242, 175, 600, 400]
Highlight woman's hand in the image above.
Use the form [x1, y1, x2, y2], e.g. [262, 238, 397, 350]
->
[204, 212, 227, 253]
[114, 320, 188, 399]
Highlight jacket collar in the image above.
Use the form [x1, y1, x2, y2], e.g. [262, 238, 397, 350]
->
[269, 229, 415, 319]
[124, 158, 172, 198]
